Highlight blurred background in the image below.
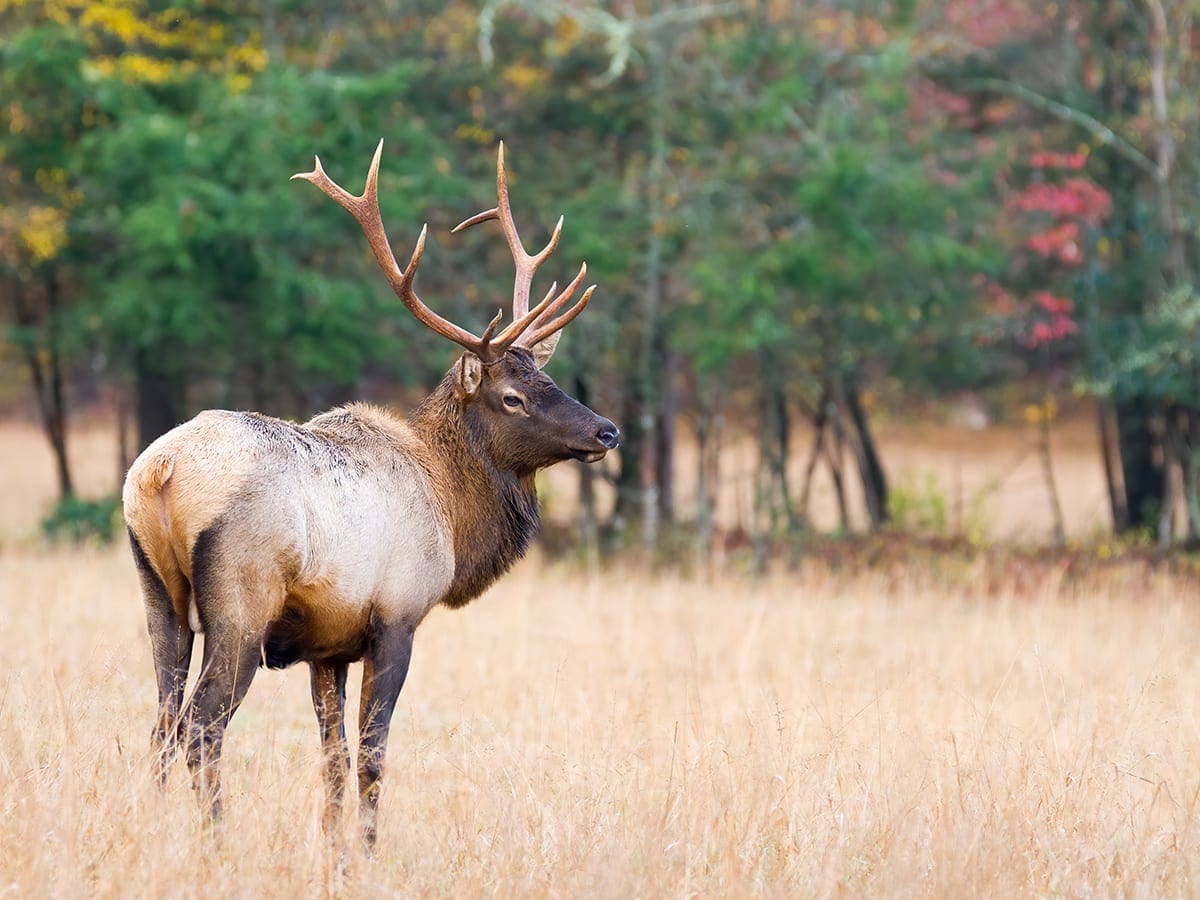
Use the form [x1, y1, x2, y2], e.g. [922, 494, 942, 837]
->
[2, 0, 1198, 561]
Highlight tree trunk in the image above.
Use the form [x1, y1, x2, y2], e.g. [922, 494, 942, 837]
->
[1115, 398, 1163, 532]
[655, 341, 677, 526]
[135, 348, 188, 451]
[44, 287, 72, 500]
[798, 391, 829, 520]
[10, 274, 74, 500]
[1157, 416, 1177, 550]
[826, 398, 851, 533]
[1037, 410, 1067, 547]
[1097, 400, 1127, 531]
[1095, 6, 1165, 535]
[611, 368, 645, 537]
[694, 376, 724, 564]
[843, 376, 888, 528]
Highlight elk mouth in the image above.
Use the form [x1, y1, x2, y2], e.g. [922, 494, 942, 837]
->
[570, 447, 610, 463]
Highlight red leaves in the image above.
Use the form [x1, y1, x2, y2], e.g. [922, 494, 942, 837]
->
[1023, 310, 1078, 348]
[1030, 151, 1087, 170]
[1026, 222, 1082, 265]
[1008, 179, 1112, 225]
[1034, 291, 1074, 316]
[942, 0, 1049, 49]
[986, 148, 1112, 349]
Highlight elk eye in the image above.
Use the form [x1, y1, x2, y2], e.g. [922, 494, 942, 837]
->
[503, 394, 525, 409]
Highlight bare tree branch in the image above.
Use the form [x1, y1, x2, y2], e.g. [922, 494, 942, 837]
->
[960, 77, 1165, 184]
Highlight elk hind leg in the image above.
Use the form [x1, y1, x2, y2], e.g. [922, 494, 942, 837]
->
[310, 660, 351, 838]
[129, 529, 194, 783]
[180, 526, 279, 822]
[181, 622, 263, 823]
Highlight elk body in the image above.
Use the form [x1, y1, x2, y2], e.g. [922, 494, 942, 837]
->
[122, 142, 618, 846]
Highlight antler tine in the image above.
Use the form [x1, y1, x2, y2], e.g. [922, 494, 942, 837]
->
[293, 140, 487, 354]
[522, 284, 598, 349]
[451, 207, 499, 233]
[525, 262, 587, 335]
[478, 308, 504, 345]
[453, 142, 565, 323]
[501, 262, 588, 348]
[491, 279, 557, 348]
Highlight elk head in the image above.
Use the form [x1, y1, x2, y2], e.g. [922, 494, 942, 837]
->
[292, 141, 619, 469]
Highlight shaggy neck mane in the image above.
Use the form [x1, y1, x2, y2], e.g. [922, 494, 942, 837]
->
[409, 378, 540, 608]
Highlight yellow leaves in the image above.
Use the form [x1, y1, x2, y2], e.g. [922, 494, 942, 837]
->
[17, 206, 69, 262]
[226, 40, 268, 74]
[7, 102, 31, 135]
[501, 61, 550, 92]
[0, 0, 71, 22]
[554, 14, 580, 44]
[33, 167, 66, 192]
[115, 53, 178, 84]
[53, 1, 270, 87]
[548, 14, 582, 57]
[223, 73, 251, 95]
[422, 3, 478, 55]
[1024, 396, 1058, 426]
[79, 3, 146, 44]
[455, 123, 495, 146]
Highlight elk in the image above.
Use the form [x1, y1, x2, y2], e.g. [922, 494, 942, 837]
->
[122, 141, 619, 847]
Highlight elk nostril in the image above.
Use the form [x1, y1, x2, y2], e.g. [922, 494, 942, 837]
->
[597, 425, 620, 449]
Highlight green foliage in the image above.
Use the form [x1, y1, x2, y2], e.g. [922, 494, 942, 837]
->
[41, 494, 122, 544]
[887, 473, 949, 535]
[888, 471, 996, 544]
[19, 0, 1192, 547]
[1088, 287, 1200, 405]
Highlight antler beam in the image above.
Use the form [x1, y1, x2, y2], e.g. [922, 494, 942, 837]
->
[294, 140, 596, 361]
[292, 140, 503, 357]
[451, 141, 596, 352]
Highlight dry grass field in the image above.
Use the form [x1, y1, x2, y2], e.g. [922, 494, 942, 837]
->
[2, 417, 1199, 896]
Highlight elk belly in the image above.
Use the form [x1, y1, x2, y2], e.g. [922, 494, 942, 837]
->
[261, 594, 371, 668]
[293, 469, 455, 626]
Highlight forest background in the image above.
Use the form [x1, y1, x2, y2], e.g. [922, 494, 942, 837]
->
[4, 0, 1200, 560]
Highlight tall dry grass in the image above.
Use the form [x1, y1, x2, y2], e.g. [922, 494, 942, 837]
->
[2, 546, 1199, 896]
[2, 417, 1197, 895]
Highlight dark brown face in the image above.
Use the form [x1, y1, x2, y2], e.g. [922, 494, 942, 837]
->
[466, 348, 619, 473]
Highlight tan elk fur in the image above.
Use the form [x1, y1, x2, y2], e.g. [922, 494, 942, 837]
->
[124, 403, 455, 642]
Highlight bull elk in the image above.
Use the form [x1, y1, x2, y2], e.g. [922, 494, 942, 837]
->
[122, 141, 619, 847]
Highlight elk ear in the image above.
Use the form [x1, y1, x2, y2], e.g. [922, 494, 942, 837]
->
[530, 332, 562, 369]
[453, 352, 483, 398]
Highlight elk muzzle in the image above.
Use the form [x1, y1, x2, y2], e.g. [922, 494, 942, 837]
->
[572, 416, 620, 463]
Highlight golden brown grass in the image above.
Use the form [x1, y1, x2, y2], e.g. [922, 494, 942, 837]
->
[2, 546, 1199, 896]
[2, 417, 1198, 896]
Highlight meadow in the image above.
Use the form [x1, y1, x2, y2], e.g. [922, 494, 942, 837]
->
[1, 417, 1199, 896]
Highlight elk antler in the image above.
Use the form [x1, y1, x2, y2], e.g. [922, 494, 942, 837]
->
[292, 140, 506, 359]
[451, 142, 596, 351]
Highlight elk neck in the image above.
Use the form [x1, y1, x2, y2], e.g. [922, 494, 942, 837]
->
[409, 378, 540, 608]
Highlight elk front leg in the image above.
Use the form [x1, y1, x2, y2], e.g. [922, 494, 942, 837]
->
[357, 622, 414, 850]
[310, 661, 351, 837]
